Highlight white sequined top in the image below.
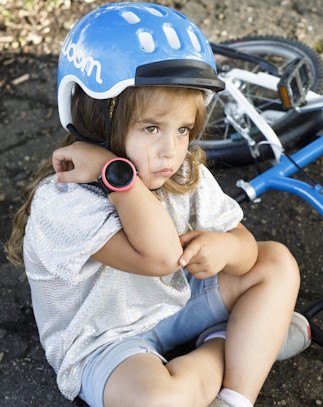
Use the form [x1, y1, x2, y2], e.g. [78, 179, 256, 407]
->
[23, 164, 243, 400]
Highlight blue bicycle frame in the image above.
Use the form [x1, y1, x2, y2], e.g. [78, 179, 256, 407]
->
[235, 135, 323, 346]
[237, 135, 323, 215]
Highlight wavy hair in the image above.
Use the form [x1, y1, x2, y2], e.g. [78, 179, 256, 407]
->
[5, 85, 207, 267]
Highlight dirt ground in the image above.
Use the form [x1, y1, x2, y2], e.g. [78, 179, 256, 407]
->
[0, 1, 322, 406]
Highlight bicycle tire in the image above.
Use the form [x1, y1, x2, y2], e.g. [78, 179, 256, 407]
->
[196, 36, 323, 166]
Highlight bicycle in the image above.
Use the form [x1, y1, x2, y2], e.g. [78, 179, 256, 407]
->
[200, 35, 323, 347]
[234, 133, 323, 348]
[193, 36, 323, 167]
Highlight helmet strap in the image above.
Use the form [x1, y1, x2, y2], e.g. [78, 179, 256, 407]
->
[101, 99, 112, 151]
[66, 123, 109, 149]
[66, 99, 114, 150]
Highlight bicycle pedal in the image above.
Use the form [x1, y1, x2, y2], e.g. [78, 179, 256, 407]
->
[278, 57, 314, 109]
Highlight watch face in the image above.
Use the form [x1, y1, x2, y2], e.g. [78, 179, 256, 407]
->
[101, 158, 137, 193]
[105, 160, 134, 188]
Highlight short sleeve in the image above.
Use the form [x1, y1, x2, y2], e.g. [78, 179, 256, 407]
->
[25, 177, 122, 283]
[192, 165, 243, 232]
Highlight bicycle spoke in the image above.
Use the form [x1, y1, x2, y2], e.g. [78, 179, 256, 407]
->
[203, 36, 323, 165]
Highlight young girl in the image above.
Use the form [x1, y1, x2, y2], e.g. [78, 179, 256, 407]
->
[6, 3, 310, 407]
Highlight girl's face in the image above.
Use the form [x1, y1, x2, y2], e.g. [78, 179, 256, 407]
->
[125, 96, 198, 190]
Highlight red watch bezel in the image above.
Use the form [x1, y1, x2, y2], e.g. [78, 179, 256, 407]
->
[101, 158, 137, 193]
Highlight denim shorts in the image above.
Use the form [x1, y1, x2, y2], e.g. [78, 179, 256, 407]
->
[79, 271, 230, 407]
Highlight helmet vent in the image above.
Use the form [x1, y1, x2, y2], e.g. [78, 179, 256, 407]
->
[187, 30, 201, 52]
[138, 31, 155, 53]
[146, 7, 165, 17]
[163, 25, 181, 49]
[121, 11, 140, 24]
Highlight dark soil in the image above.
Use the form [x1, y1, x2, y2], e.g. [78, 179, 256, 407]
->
[0, 1, 322, 406]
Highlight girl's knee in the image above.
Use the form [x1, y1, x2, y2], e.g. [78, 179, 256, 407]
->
[258, 241, 300, 289]
[219, 241, 300, 311]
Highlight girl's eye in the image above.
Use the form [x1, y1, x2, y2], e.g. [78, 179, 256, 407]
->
[177, 127, 190, 136]
[145, 126, 158, 134]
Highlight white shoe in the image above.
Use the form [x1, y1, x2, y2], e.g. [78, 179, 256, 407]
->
[208, 396, 231, 407]
[276, 311, 311, 361]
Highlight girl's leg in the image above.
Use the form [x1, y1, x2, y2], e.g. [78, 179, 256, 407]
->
[104, 339, 224, 407]
[218, 241, 300, 404]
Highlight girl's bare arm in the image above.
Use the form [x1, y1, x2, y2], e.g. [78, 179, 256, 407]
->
[53, 142, 183, 276]
[93, 178, 183, 276]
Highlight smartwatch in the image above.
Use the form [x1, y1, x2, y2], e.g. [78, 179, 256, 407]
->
[98, 158, 137, 195]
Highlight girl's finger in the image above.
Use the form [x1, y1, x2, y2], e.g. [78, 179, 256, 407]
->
[54, 170, 79, 184]
[178, 240, 201, 267]
[52, 148, 74, 173]
[179, 230, 200, 247]
[188, 271, 208, 280]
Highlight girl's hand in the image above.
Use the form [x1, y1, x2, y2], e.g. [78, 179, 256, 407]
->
[52, 142, 116, 183]
[178, 225, 258, 279]
[178, 230, 229, 279]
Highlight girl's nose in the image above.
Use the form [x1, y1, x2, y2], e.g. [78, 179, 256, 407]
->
[158, 133, 176, 159]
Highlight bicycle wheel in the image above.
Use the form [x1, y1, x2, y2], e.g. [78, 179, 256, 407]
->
[196, 36, 323, 166]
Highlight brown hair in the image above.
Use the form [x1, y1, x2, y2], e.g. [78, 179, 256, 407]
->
[5, 85, 206, 267]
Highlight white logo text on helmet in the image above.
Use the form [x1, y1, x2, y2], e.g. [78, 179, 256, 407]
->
[62, 39, 103, 84]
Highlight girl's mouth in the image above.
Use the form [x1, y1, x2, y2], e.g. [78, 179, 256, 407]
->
[153, 168, 173, 177]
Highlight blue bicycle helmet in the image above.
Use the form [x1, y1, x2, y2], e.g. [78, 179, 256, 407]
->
[57, 2, 224, 133]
